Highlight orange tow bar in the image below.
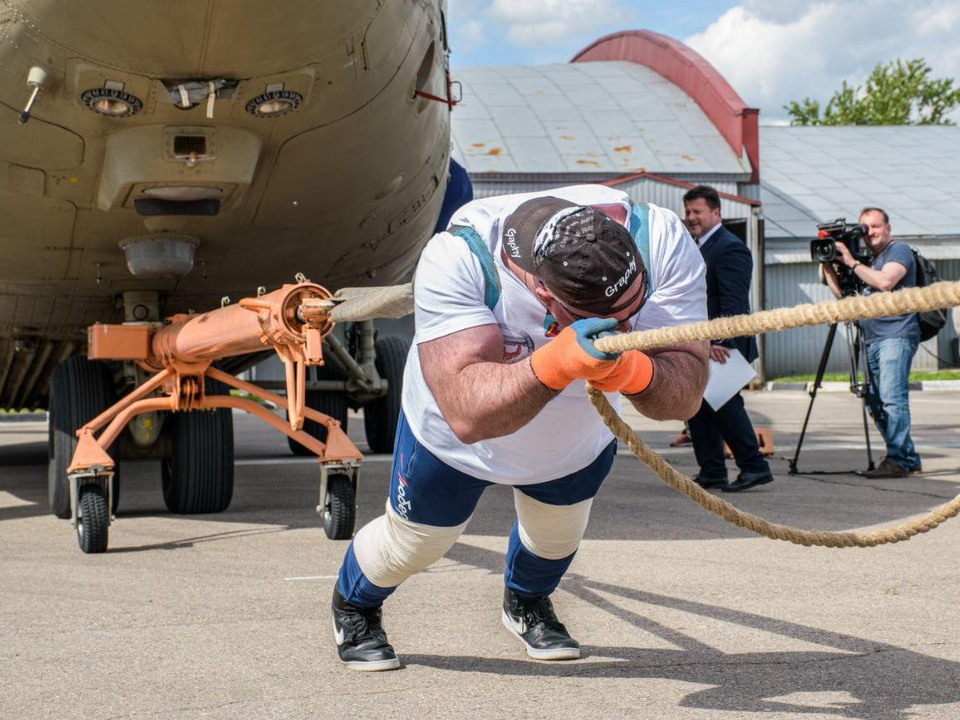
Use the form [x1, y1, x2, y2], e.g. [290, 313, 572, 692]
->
[66, 277, 363, 546]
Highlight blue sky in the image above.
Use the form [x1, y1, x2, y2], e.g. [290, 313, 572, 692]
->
[449, 0, 737, 66]
[447, 0, 960, 123]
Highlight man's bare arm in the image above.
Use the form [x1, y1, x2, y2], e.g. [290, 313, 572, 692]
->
[834, 242, 906, 292]
[822, 262, 843, 299]
[852, 261, 907, 292]
[624, 340, 709, 421]
[419, 324, 558, 444]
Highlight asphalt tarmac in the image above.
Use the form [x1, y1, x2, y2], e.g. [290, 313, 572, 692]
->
[3, 390, 960, 718]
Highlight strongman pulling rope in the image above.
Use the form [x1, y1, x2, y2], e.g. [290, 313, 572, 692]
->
[331, 185, 710, 671]
[325, 187, 960, 671]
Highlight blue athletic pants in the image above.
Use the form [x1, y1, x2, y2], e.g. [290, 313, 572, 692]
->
[337, 410, 616, 607]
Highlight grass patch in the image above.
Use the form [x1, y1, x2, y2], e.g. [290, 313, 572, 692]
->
[772, 370, 960, 382]
[229, 389, 272, 405]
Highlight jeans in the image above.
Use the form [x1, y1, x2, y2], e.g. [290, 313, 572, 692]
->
[865, 337, 921, 471]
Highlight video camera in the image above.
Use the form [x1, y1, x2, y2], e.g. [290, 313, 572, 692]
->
[810, 219, 871, 264]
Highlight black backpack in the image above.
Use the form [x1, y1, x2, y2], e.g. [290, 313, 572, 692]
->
[911, 247, 946, 342]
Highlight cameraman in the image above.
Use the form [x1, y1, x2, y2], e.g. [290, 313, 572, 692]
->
[823, 207, 922, 478]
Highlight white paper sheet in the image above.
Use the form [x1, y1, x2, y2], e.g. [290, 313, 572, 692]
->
[703, 348, 757, 410]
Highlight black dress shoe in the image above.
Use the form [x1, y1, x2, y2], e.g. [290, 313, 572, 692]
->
[692, 473, 728, 489]
[722, 470, 774, 492]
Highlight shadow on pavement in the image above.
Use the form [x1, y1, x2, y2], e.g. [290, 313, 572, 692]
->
[409, 543, 960, 718]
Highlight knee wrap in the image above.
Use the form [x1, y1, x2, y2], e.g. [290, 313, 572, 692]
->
[513, 491, 593, 560]
[352, 501, 468, 588]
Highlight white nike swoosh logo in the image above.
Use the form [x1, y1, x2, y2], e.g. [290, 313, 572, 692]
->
[509, 614, 526, 635]
[333, 619, 346, 645]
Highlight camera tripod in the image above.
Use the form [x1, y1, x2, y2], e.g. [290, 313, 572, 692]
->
[788, 321, 876, 475]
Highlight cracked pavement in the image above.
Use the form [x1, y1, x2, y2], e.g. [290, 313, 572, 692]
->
[3, 390, 960, 717]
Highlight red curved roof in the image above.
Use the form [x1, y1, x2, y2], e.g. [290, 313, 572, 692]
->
[572, 30, 759, 183]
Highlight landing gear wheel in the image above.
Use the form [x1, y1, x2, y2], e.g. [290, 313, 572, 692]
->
[161, 377, 234, 514]
[48, 355, 120, 519]
[77, 484, 109, 554]
[363, 336, 410, 454]
[288, 364, 349, 457]
[322, 473, 356, 540]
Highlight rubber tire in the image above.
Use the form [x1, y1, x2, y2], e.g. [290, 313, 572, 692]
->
[161, 377, 234, 514]
[77, 484, 109, 554]
[322, 473, 356, 540]
[288, 364, 350, 457]
[363, 336, 410, 454]
[48, 356, 120, 519]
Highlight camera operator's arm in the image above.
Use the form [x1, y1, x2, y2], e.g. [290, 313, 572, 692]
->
[822, 262, 843, 299]
[834, 242, 906, 292]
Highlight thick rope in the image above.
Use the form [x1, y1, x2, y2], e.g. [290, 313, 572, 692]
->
[339, 279, 960, 547]
[328, 285, 415, 323]
[594, 280, 960, 354]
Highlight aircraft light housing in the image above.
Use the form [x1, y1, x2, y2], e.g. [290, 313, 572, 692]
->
[81, 88, 143, 117]
[246, 90, 302, 118]
[119, 235, 199, 280]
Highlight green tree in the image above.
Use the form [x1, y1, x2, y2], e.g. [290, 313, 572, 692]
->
[785, 59, 960, 126]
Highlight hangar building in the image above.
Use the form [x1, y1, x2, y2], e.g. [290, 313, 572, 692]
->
[451, 30, 960, 380]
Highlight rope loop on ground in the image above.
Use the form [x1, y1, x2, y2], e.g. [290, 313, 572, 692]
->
[589, 280, 960, 548]
[588, 387, 960, 548]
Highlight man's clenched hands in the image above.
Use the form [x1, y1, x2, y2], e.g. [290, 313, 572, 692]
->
[530, 318, 621, 390]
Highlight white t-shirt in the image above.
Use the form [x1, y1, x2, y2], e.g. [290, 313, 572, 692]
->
[401, 185, 706, 485]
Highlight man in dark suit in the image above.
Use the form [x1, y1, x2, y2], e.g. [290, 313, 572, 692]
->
[683, 185, 773, 492]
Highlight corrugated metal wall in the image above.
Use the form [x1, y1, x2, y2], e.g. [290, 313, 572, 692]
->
[611, 179, 747, 218]
[470, 174, 749, 209]
[470, 176, 749, 218]
[471, 180, 571, 199]
[763, 259, 960, 378]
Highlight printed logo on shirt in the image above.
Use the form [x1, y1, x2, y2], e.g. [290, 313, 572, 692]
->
[543, 314, 561, 338]
[500, 326, 534, 362]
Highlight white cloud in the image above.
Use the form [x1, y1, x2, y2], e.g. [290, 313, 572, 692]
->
[487, 0, 630, 48]
[684, 1, 960, 123]
[460, 19, 486, 50]
[739, 0, 823, 23]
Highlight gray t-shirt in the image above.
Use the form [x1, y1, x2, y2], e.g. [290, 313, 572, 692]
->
[859, 241, 920, 344]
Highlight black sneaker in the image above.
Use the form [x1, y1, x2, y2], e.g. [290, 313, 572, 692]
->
[501, 588, 580, 660]
[331, 586, 400, 671]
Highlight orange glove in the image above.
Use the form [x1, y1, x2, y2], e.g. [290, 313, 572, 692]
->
[590, 350, 654, 395]
[530, 318, 620, 391]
